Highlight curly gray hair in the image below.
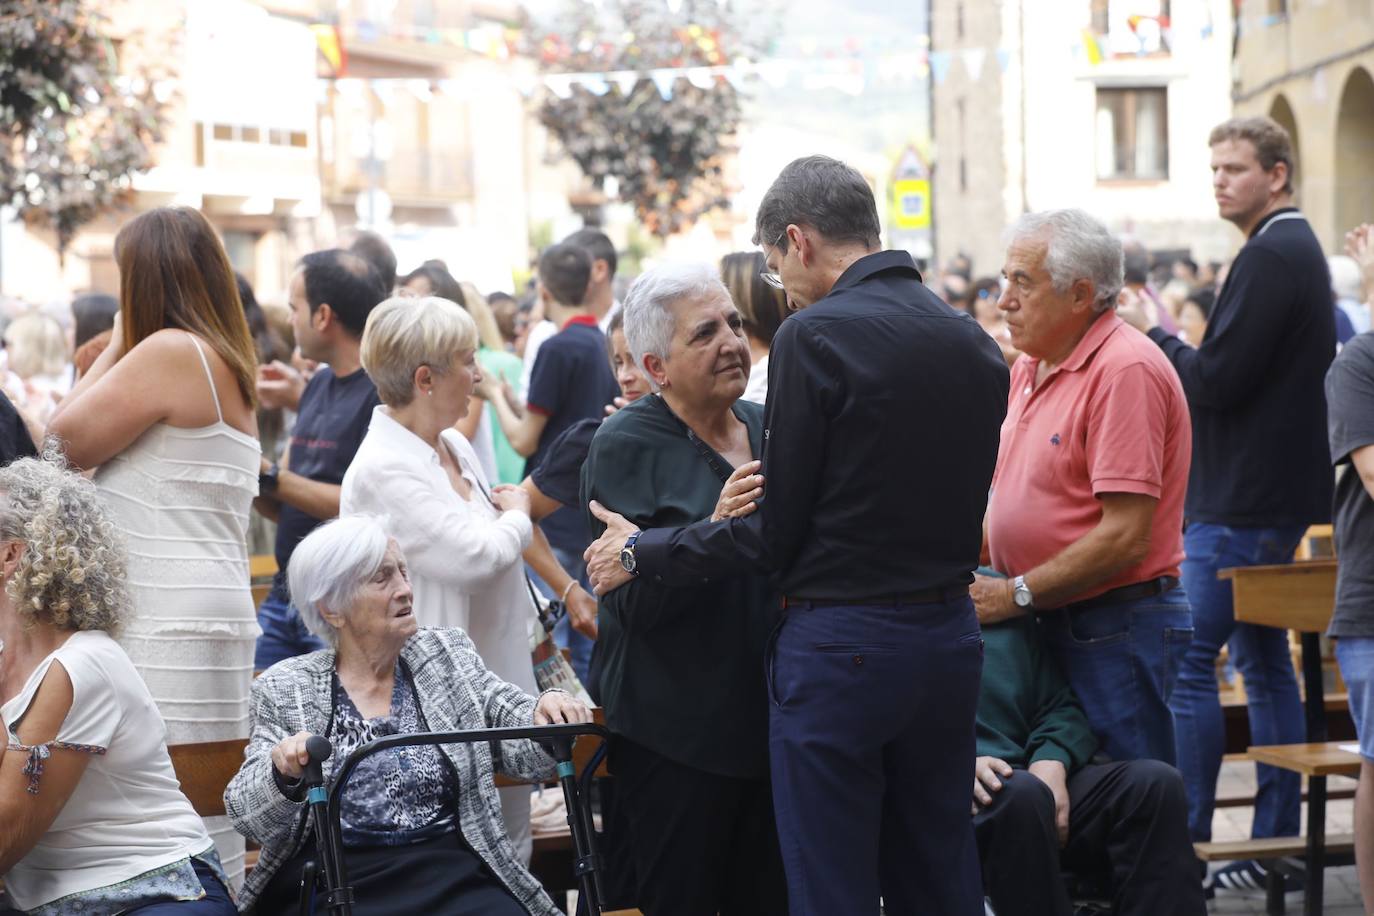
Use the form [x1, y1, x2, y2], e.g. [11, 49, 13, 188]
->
[0, 451, 129, 633]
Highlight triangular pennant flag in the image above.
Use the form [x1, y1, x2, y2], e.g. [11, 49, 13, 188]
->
[928, 50, 952, 84]
[650, 70, 676, 100]
[686, 67, 716, 90]
[580, 74, 610, 95]
[995, 48, 1012, 73]
[961, 48, 985, 81]
[545, 74, 574, 99]
[1080, 28, 1104, 65]
[611, 71, 639, 95]
[513, 72, 539, 98]
[311, 23, 346, 76]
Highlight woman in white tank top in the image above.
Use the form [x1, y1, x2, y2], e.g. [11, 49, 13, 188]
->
[48, 206, 261, 889]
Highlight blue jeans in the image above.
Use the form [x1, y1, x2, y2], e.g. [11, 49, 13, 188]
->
[1169, 523, 1307, 841]
[254, 579, 326, 672]
[1039, 587, 1193, 765]
[1337, 637, 1374, 761]
[767, 596, 984, 915]
[124, 858, 236, 914]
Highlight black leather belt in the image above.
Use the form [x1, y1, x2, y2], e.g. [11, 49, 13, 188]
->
[1058, 575, 1179, 613]
[781, 584, 970, 609]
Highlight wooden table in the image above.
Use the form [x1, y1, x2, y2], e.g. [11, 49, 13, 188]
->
[1223, 560, 1340, 916]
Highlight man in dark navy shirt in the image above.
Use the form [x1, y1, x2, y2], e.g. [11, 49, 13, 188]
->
[1120, 115, 1335, 895]
[252, 249, 386, 669]
[585, 156, 1010, 916]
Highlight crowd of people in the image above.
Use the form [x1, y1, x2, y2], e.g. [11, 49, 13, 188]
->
[0, 112, 1371, 916]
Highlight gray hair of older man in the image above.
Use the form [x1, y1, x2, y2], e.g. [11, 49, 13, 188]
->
[622, 262, 733, 393]
[751, 155, 882, 253]
[288, 515, 392, 648]
[1007, 209, 1125, 312]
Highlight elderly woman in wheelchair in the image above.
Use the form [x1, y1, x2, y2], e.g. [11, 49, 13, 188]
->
[224, 516, 591, 915]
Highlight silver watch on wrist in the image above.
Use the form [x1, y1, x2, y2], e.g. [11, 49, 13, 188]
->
[1012, 575, 1035, 610]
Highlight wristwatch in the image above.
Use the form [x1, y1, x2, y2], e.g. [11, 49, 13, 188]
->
[259, 461, 280, 495]
[619, 531, 642, 576]
[1012, 575, 1035, 610]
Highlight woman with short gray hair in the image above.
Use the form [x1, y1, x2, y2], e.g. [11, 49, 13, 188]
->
[224, 516, 591, 915]
[0, 455, 235, 914]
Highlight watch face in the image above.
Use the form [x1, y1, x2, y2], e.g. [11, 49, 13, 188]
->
[620, 549, 636, 574]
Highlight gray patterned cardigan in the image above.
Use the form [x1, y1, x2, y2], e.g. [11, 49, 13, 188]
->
[223, 627, 561, 915]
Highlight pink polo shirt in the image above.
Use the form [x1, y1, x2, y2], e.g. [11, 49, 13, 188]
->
[986, 312, 1191, 605]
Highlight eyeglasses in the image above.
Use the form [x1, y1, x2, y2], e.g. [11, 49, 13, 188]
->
[759, 230, 786, 290]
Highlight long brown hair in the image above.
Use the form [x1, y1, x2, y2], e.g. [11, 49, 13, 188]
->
[113, 207, 258, 406]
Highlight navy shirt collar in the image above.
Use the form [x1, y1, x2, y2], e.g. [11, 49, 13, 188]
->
[829, 250, 923, 295]
[1249, 206, 1301, 240]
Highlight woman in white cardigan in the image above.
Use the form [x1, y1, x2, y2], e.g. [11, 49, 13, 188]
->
[340, 296, 577, 862]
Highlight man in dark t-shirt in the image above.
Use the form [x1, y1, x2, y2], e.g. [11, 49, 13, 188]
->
[1326, 329, 1374, 903]
[252, 249, 386, 670]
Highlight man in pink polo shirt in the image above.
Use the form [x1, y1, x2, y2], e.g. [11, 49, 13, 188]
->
[972, 208, 1193, 768]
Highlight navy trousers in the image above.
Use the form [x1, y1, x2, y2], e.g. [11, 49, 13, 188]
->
[766, 595, 985, 916]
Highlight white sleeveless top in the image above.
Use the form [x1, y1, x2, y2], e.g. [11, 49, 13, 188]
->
[93, 333, 260, 744]
[1, 630, 212, 911]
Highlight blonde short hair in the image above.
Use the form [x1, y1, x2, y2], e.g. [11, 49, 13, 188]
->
[360, 295, 479, 407]
[0, 450, 128, 633]
[5, 312, 70, 379]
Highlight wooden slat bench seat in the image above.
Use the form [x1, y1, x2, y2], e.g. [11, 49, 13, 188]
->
[1195, 833, 1355, 862]
[1248, 741, 1363, 778]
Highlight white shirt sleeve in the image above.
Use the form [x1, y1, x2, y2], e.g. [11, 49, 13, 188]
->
[345, 448, 533, 594]
[54, 653, 121, 749]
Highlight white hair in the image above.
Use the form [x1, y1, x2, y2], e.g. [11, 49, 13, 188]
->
[622, 263, 732, 392]
[1007, 209, 1124, 312]
[1329, 255, 1363, 302]
[287, 515, 391, 648]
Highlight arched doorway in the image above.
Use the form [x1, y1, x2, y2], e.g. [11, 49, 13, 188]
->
[1335, 68, 1374, 243]
[1269, 94, 1301, 201]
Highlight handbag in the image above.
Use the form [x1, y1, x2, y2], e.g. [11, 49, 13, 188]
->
[525, 575, 594, 705]
[468, 446, 594, 705]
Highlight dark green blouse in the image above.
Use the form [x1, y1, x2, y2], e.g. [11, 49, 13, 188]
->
[581, 395, 776, 779]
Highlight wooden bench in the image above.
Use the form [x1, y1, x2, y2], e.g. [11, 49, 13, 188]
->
[1222, 559, 1345, 916]
[167, 738, 261, 873]
[249, 554, 278, 608]
[1195, 833, 1355, 862]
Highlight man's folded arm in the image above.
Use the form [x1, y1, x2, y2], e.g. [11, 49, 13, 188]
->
[633, 513, 772, 587]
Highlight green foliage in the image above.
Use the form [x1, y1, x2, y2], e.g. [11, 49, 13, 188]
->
[528, 0, 763, 238]
[0, 0, 170, 253]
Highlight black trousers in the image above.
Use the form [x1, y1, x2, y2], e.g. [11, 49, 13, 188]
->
[973, 759, 1206, 916]
[607, 735, 787, 916]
